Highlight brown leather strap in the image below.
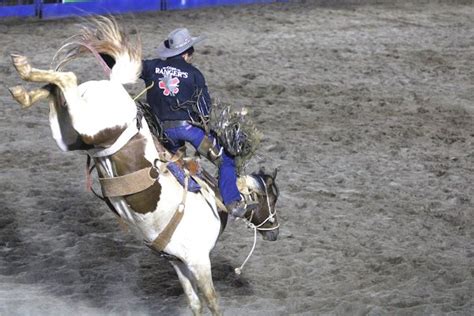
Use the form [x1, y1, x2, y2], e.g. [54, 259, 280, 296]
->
[193, 175, 227, 212]
[99, 167, 158, 197]
[150, 175, 189, 251]
[150, 204, 185, 251]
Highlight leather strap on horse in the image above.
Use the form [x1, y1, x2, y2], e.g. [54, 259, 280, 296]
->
[150, 175, 189, 251]
[192, 175, 227, 212]
[99, 167, 158, 197]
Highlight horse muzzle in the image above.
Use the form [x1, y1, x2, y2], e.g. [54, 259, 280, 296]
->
[261, 227, 279, 241]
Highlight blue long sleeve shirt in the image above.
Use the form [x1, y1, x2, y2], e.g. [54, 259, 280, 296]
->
[141, 56, 211, 122]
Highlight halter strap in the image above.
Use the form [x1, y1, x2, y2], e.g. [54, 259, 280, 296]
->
[235, 175, 279, 275]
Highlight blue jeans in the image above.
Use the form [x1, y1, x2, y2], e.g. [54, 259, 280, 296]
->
[164, 124, 241, 205]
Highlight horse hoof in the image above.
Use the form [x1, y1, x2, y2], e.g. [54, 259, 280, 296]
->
[11, 54, 32, 79]
[8, 85, 31, 108]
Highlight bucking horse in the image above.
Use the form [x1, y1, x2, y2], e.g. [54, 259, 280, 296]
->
[8, 16, 280, 316]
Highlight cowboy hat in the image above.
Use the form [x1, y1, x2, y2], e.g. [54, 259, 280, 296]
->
[157, 28, 206, 59]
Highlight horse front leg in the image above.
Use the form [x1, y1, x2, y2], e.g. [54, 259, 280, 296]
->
[9, 84, 51, 108]
[170, 261, 203, 316]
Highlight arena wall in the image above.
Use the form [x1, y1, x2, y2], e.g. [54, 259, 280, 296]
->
[0, 0, 286, 19]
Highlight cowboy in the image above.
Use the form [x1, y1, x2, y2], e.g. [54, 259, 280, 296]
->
[141, 28, 248, 218]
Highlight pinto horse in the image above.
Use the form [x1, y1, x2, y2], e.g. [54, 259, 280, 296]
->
[8, 17, 279, 316]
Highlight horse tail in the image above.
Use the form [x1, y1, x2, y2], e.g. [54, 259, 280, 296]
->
[53, 15, 142, 85]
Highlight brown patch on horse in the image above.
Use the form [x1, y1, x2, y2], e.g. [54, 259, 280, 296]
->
[112, 133, 162, 214]
[82, 125, 125, 147]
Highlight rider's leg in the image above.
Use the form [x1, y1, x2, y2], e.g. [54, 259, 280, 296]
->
[219, 151, 247, 218]
[164, 124, 203, 149]
[163, 126, 186, 153]
[219, 151, 249, 217]
[164, 125, 246, 217]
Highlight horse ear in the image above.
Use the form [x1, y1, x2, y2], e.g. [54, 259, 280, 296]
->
[272, 168, 278, 180]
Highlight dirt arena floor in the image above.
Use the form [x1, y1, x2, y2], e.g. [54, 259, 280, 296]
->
[1, 1, 473, 315]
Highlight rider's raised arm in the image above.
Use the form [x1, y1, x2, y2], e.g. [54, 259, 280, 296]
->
[195, 69, 212, 117]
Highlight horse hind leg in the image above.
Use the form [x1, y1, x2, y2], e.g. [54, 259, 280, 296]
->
[10, 54, 32, 80]
[188, 257, 222, 316]
[11, 54, 77, 92]
[9, 84, 51, 108]
[170, 261, 203, 316]
[11, 54, 87, 135]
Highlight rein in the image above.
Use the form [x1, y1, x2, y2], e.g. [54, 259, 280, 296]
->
[133, 81, 154, 101]
[235, 176, 279, 275]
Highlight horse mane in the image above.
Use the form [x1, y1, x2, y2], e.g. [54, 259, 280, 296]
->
[53, 15, 142, 84]
[251, 167, 279, 198]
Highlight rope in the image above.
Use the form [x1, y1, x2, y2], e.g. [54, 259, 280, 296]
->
[234, 176, 280, 275]
[234, 221, 257, 275]
[133, 81, 154, 101]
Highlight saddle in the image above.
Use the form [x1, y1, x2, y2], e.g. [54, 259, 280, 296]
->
[167, 161, 201, 193]
[167, 154, 224, 207]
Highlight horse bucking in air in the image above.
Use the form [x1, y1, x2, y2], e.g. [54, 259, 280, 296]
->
[8, 16, 280, 316]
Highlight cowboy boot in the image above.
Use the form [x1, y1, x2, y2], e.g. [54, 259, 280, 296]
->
[227, 198, 258, 218]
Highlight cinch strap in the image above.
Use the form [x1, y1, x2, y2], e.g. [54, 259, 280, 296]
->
[150, 175, 189, 251]
[99, 167, 158, 197]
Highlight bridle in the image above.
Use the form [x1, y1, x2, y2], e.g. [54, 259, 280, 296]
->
[235, 174, 279, 275]
[245, 175, 280, 232]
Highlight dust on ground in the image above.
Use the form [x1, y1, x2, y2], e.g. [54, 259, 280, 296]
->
[0, 1, 473, 315]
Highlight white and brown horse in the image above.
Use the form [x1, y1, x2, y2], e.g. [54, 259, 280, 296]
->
[9, 16, 279, 316]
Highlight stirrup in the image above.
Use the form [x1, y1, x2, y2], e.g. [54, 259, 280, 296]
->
[228, 196, 258, 218]
[227, 199, 246, 218]
[241, 192, 259, 210]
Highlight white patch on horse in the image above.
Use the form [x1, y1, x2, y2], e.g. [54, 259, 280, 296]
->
[48, 102, 69, 151]
[110, 54, 142, 85]
[69, 80, 136, 138]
